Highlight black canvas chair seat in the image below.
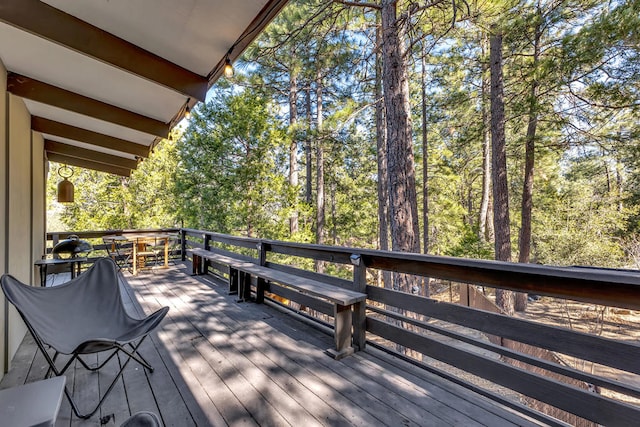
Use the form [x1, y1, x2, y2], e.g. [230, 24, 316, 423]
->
[1, 258, 169, 419]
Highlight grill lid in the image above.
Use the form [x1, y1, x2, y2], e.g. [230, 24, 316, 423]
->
[52, 235, 92, 257]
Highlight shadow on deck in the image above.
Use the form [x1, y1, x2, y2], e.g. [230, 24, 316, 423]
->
[1, 263, 547, 426]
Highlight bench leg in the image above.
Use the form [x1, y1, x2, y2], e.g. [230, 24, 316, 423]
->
[326, 304, 355, 360]
[228, 268, 239, 295]
[256, 277, 266, 304]
[243, 273, 252, 301]
[237, 271, 251, 303]
[352, 301, 366, 351]
[191, 254, 201, 275]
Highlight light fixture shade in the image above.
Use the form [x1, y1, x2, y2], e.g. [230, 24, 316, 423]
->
[57, 178, 74, 203]
[224, 59, 234, 78]
[57, 165, 74, 203]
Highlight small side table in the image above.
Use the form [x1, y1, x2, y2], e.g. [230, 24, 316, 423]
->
[34, 257, 87, 287]
[0, 376, 66, 427]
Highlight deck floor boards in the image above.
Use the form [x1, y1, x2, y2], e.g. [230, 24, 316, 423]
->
[2, 263, 550, 426]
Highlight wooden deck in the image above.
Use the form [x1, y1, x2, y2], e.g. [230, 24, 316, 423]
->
[1, 263, 549, 426]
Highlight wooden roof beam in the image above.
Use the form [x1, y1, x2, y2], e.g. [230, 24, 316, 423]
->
[8, 73, 169, 138]
[44, 140, 138, 170]
[32, 117, 149, 158]
[47, 152, 131, 177]
[0, 0, 208, 101]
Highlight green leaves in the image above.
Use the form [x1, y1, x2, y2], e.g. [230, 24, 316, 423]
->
[47, 0, 640, 270]
[175, 87, 290, 238]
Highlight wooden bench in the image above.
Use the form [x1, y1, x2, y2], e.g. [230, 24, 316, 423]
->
[187, 247, 367, 359]
[188, 247, 254, 297]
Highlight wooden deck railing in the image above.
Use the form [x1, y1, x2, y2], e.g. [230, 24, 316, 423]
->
[45, 228, 181, 264]
[47, 228, 640, 426]
[181, 228, 640, 427]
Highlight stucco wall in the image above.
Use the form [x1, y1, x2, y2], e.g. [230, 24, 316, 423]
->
[0, 53, 6, 379]
[32, 131, 46, 280]
[6, 93, 31, 369]
[0, 60, 47, 379]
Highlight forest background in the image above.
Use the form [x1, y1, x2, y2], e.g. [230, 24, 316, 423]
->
[49, 0, 639, 287]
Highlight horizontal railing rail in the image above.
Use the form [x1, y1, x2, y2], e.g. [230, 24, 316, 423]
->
[45, 229, 181, 264]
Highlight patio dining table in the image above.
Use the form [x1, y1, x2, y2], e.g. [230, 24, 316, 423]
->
[104, 233, 171, 275]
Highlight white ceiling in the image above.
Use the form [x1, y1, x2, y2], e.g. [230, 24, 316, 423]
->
[43, 0, 270, 76]
[0, 0, 289, 175]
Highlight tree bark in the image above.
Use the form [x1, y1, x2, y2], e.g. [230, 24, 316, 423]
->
[381, 1, 421, 290]
[330, 180, 337, 244]
[421, 41, 430, 297]
[375, 15, 391, 289]
[490, 28, 515, 315]
[289, 71, 299, 236]
[516, 16, 542, 312]
[315, 70, 326, 273]
[305, 88, 313, 206]
[479, 33, 491, 243]
[616, 159, 623, 212]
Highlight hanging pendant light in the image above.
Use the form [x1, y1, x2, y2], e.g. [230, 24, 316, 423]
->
[224, 56, 234, 78]
[183, 97, 192, 120]
[57, 165, 74, 203]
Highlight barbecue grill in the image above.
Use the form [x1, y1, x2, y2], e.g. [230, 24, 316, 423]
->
[52, 235, 92, 258]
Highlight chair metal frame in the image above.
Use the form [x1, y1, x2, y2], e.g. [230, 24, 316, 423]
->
[103, 236, 134, 273]
[165, 233, 182, 265]
[30, 321, 155, 419]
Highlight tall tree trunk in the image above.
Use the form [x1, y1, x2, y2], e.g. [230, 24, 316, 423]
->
[616, 159, 623, 212]
[246, 145, 254, 238]
[381, 0, 422, 359]
[375, 15, 391, 290]
[381, 0, 421, 296]
[305, 88, 313, 205]
[289, 71, 299, 236]
[516, 17, 542, 312]
[330, 181, 337, 244]
[121, 177, 133, 228]
[421, 41, 430, 297]
[315, 71, 326, 273]
[487, 195, 495, 242]
[479, 33, 491, 243]
[490, 28, 515, 316]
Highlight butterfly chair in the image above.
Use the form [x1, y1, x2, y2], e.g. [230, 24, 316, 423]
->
[1, 258, 169, 419]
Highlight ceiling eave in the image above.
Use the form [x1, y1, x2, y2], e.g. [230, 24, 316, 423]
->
[0, 0, 291, 176]
[0, 0, 209, 101]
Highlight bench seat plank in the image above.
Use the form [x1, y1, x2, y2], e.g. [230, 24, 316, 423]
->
[187, 248, 366, 305]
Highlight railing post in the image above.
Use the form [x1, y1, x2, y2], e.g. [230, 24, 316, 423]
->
[180, 229, 187, 261]
[351, 254, 366, 352]
[258, 241, 267, 266]
[255, 241, 267, 303]
[203, 233, 211, 274]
